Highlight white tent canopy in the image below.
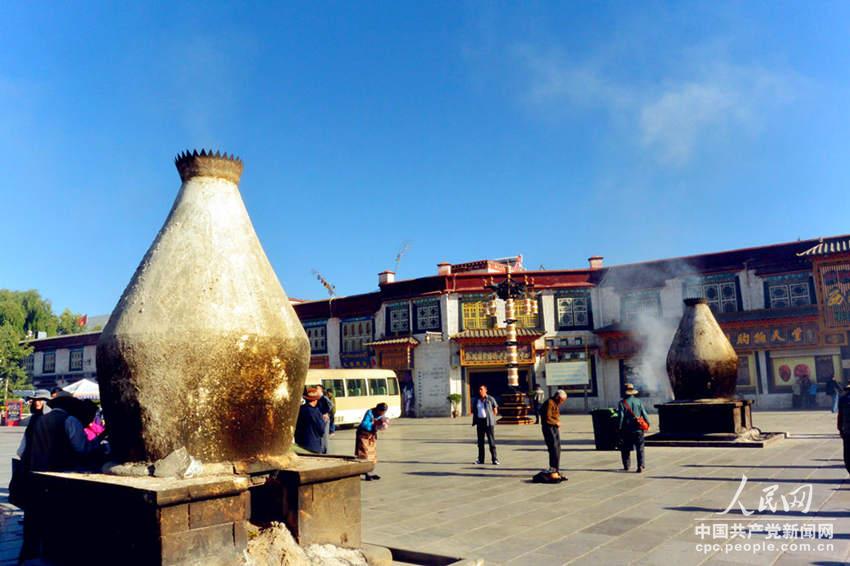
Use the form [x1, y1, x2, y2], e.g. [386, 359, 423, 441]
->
[62, 378, 100, 400]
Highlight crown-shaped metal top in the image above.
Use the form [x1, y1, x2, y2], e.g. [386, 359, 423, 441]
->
[175, 149, 244, 184]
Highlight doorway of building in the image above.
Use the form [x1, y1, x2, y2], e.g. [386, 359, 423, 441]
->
[468, 369, 530, 408]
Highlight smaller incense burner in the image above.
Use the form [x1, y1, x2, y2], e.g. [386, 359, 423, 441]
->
[666, 298, 738, 400]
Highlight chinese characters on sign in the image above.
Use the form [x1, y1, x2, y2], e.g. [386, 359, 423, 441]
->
[461, 344, 533, 366]
[724, 323, 818, 351]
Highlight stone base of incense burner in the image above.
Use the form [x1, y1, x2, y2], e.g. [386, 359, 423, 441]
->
[29, 472, 252, 566]
[28, 456, 373, 565]
[248, 455, 374, 547]
[646, 399, 785, 448]
[497, 392, 534, 425]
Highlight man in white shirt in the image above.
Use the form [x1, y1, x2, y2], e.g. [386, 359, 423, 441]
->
[471, 385, 499, 465]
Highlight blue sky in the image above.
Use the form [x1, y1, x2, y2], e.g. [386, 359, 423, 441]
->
[1, 2, 849, 315]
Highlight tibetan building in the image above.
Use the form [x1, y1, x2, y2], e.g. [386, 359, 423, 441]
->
[292, 235, 850, 416]
[21, 235, 850, 417]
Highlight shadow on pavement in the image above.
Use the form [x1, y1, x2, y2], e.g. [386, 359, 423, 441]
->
[422, 438, 596, 446]
[406, 471, 531, 479]
[681, 464, 844, 469]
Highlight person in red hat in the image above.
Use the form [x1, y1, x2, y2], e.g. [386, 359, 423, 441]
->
[295, 387, 326, 454]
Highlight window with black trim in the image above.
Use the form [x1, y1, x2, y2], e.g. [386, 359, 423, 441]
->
[413, 299, 441, 332]
[22, 354, 34, 374]
[341, 319, 373, 353]
[69, 348, 84, 372]
[556, 290, 592, 329]
[385, 303, 410, 336]
[303, 322, 328, 353]
[43, 351, 56, 373]
[765, 274, 813, 309]
[683, 275, 740, 313]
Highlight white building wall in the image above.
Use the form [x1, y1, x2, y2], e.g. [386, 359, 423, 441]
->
[599, 286, 621, 325]
[443, 294, 459, 337]
[541, 291, 556, 333]
[33, 351, 44, 376]
[739, 269, 765, 310]
[326, 318, 341, 368]
[659, 278, 685, 319]
[54, 349, 69, 375]
[83, 344, 97, 375]
[374, 306, 387, 339]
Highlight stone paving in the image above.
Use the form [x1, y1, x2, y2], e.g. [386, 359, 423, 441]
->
[0, 428, 23, 566]
[328, 411, 850, 566]
[0, 411, 847, 565]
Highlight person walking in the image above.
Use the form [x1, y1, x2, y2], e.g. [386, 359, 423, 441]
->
[838, 384, 850, 475]
[10, 390, 51, 509]
[828, 377, 843, 414]
[799, 375, 812, 409]
[471, 385, 499, 465]
[617, 383, 650, 473]
[541, 390, 567, 479]
[532, 384, 545, 424]
[807, 378, 819, 410]
[325, 387, 337, 436]
[355, 402, 388, 481]
[15, 390, 51, 460]
[791, 375, 802, 409]
[315, 384, 333, 453]
[294, 388, 326, 454]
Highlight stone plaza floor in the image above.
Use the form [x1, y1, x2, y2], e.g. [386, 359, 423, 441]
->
[330, 411, 849, 566]
[0, 410, 847, 565]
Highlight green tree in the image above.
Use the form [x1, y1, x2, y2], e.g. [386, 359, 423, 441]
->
[0, 323, 33, 394]
[18, 289, 58, 336]
[0, 290, 26, 330]
[56, 308, 85, 335]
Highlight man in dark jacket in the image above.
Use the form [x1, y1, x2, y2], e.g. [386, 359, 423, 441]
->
[295, 388, 326, 454]
[19, 395, 104, 561]
[471, 385, 499, 465]
[315, 384, 334, 453]
[617, 383, 650, 473]
[541, 390, 567, 477]
[837, 384, 850, 475]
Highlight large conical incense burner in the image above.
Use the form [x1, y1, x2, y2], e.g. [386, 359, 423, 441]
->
[97, 150, 310, 463]
[666, 297, 738, 400]
[646, 298, 783, 447]
[30, 152, 370, 566]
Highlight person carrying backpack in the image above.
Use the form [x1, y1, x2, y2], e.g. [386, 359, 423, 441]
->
[617, 383, 650, 473]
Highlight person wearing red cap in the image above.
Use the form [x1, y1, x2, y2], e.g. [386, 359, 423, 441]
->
[295, 387, 326, 454]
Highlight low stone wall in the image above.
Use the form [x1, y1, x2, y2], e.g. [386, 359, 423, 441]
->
[31, 472, 251, 566]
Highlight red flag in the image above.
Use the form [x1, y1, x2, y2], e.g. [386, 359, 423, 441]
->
[78, 314, 88, 328]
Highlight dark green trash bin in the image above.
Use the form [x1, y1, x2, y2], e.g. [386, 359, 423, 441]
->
[590, 408, 619, 450]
